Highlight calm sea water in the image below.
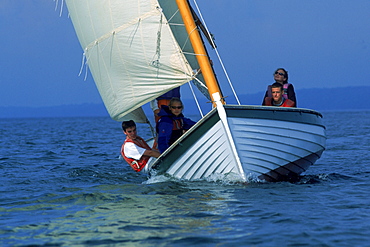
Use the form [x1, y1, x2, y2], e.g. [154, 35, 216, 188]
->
[1, 110, 370, 246]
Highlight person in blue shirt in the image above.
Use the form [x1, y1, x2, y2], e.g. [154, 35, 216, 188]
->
[151, 87, 181, 123]
[156, 97, 196, 153]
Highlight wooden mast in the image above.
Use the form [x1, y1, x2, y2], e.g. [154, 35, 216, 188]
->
[175, 0, 225, 105]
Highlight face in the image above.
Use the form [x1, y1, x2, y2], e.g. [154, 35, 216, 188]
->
[274, 69, 287, 83]
[169, 102, 183, 117]
[124, 126, 137, 140]
[271, 87, 283, 103]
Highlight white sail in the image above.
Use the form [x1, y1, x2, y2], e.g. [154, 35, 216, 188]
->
[65, 0, 198, 121]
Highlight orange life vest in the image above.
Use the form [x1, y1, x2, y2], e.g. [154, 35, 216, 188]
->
[121, 137, 151, 172]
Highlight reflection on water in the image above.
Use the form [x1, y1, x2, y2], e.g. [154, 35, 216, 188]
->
[4, 181, 241, 245]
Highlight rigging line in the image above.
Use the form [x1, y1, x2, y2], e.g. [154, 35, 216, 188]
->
[54, 0, 58, 11]
[84, 62, 89, 81]
[77, 48, 90, 81]
[177, 52, 205, 117]
[178, 24, 195, 54]
[182, 51, 206, 56]
[54, 0, 64, 17]
[189, 78, 204, 118]
[59, 0, 64, 17]
[157, 5, 205, 117]
[166, 8, 206, 116]
[79, 46, 91, 81]
[172, 27, 205, 116]
[163, 3, 192, 57]
[78, 51, 86, 77]
[166, 7, 179, 23]
[79, 32, 115, 81]
[192, 0, 241, 105]
[189, 80, 204, 118]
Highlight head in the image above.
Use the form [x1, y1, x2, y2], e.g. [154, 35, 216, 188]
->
[122, 120, 137, 139]
[271, 82, 284, 104]
[273, 68, 288, 84]
[168, 97, 183, 117]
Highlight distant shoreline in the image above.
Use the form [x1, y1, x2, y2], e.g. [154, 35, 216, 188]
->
[1, 86, 369, 118]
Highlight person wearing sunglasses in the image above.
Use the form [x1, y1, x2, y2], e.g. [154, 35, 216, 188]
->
[156, 97, 196, 153]
[150, 87, 181, 123]
[262, 68, 297, 106]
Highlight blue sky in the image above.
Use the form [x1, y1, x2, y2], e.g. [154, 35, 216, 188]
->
[1, 1, 369, 107]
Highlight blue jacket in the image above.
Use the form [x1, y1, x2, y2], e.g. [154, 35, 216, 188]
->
[156, 106, 196, 153]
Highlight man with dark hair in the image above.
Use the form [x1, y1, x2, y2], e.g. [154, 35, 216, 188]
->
[262, 82, 296, 107]
[121, 120, 160, 173]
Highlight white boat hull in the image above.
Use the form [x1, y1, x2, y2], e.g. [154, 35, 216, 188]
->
[152, 105, 326, 182]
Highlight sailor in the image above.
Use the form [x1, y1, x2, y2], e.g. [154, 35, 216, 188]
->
[263, 82, 296, 107]
[151, 87, 181, 123]
[262, 68, 297, 106]
[121, 120, 160, 173]
[156, 97, 196, 153]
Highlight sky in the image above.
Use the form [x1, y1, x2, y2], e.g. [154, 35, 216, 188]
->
[1, 0, 369, 108]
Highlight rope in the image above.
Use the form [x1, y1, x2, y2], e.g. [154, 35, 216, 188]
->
[188, 78, 204, 118]
[54, 0, 64, 17]
[192, 0, 241, 105]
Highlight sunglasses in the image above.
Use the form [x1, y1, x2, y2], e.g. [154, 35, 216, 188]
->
[170, 106, 183, 109]
[274, 71, 285, 76]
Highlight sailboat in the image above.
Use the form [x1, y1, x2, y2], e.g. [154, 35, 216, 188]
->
[65, 0, 326, 182]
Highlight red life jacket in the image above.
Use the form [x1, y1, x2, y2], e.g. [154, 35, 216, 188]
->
[264, 97, 296, 107]
[121, 137, 152, 172]
[267, 83, 291, 99]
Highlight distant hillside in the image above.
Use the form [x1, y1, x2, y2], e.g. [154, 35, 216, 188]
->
[295, 86, 370, 111]
[223, 86, 370, 111]
[1, 86, 369, 119]
[0, 103, 109, 119]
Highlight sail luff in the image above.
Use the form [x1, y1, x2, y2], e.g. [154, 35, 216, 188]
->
[175, 0, 225, 105]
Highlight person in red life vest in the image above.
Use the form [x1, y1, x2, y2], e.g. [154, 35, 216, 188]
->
[263, 82, 296, 107]
[156, 97, 196, 153]
[262, 68, 297, 106]
[121, 120, 160, 173]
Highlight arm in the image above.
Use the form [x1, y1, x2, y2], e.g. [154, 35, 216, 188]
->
[287, 84, 297, 106]
[150, 100, 160, 121]
[150, 99, 159, 112]
[157, 117, 173, 153]
[143, 149, 160, 158]
[124, 142, 160, 159]
[183, 117, 196, 130]
[124, 142, 147, 160]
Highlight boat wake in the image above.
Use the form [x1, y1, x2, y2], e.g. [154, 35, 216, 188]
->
[292, 172, 354, 184]
[144, 171, 267, 185]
